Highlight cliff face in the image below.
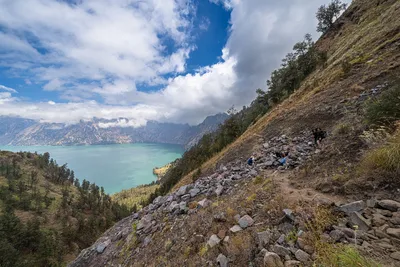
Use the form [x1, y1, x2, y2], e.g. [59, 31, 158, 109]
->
[69, 0, 400, 266]
[0, 113, 228, 147]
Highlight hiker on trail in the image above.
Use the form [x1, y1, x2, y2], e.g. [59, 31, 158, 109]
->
[247, 156, 255, 166]
[278, 152, 289, 166]
[312, 128, 327, 147]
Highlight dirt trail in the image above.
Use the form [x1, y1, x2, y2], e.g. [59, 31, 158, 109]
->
[267, 169, 347, 207]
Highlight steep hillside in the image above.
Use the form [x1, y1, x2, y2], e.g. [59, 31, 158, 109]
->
[0, 113, 228, 148]
[69, 0, 400, 266]
[0, 150, 130, 266]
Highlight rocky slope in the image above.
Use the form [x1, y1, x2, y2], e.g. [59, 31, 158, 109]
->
[69, 0, 400, 266]
[69, 131, 400, 267]
[0, 113, 228, 148]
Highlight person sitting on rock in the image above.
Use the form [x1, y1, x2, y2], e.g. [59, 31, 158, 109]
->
[247, 156, 254, 166]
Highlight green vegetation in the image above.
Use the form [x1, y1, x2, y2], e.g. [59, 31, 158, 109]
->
[0, 150, 130, 266]
[316, 0, 347, 33]
[360, 129, 400, 185]
[365, 82, 400, 127]
[112, 183, 159, 211]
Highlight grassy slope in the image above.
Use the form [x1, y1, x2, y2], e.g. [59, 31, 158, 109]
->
[112, 184, 159, 210]
[173, 0, 400, 191]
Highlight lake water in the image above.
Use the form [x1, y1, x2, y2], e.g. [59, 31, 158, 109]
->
[0, 143, 184, 194]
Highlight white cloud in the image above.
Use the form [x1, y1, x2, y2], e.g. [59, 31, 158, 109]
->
[0, 85, 18, 93]
[0, 0, 352, 126]
[0, 0, 194, 89]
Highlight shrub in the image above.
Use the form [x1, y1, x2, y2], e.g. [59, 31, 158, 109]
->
[365, 82, 400, 127]
[334, 123, 352, 135]
[360, 129, 400, 184]
[341, 60, 352, 76]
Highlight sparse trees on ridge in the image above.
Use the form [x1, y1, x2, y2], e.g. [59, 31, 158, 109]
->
[316, 0, 347, 33]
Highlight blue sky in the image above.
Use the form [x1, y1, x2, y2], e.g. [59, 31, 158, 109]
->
[0, 0, 351, 126]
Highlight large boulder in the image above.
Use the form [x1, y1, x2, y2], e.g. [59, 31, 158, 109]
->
[338, 201, 365, 214]
[215, 185, 224, 196]
[230, 225, 243, 233]
[258, 230, 273, 247]
[238, 215, 254, 228]
[349, 212, 371, 231]
[176, 185, 190, 197]
[377, 200, 400, 212]
[217, 254, 228, 267]
[207, 234, 221, 248]
[387, 228, 400, 239]
[264, 252, 284, 267]
[294, 250, 310, 262]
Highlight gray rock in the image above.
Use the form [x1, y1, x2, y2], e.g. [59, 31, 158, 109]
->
[96, 239, 110, 254]
[215, 185, 224, 196]
[277, 234, 286, 245]
[390, 251, 400, 261]
[372, 213, 387, 227]
[143, 236, 152, 246]
[349, 212, 371, 231]
[179, 201, 188, 213]
[273, 245, 291, 257]
[263, 143, 269, 149]
[338, 201, 365, 214]
[232, 166, 240, 172]
[230, 225, 243, 233]
[377, 200, 400, 212]
[264, 252, 284, 267]
[283, 209, 295, 221]
[169, 201, 179, 212]
[238, 215, 254, 228]
[153, 196, 163, 205]
[284, 260, 301, 267]
[176, 185, 189, 196]
[387, 228, 400, 239]
[189, 188, 200, 197]
[265, 161, 274, 167]
[295, 249, 310, 262]
[329, 230, 345, 242]
[198, 198, 211, 208]
[137, 214, 153, 231]
[223, 236, 230, 243]
[207, 234, 221, 248]
[257, 230, 273, 247]
[181, 194, 191, 201]
[366, 199, 377, 208]
[234, 214, 241, 222]
[217, 254, 228, 267]
[249, 169, 257, 176]
[132, 213, 139, 219]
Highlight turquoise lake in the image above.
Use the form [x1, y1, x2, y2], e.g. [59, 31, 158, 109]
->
[0, 143, 184, 194]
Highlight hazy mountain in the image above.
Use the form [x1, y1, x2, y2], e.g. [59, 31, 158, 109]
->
[0, 114, 228, 148]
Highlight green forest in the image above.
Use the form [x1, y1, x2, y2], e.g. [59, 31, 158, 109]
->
[0, 150, 130, 266]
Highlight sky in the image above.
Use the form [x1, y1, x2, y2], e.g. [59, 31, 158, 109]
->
[0, 0, 351, 127]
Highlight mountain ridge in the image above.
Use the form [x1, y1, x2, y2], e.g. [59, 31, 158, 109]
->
[0, 113, 228, 148]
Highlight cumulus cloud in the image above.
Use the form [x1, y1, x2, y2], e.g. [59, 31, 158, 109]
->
[0, 0, 351, 126]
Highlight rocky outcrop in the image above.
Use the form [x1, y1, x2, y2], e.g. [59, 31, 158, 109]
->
[69, 132, 400, 266]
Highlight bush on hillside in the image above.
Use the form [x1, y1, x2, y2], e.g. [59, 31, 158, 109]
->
[365, 82, 400, 127]
[360, 129, 400, 185]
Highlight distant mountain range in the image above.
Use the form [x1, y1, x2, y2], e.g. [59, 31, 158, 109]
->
[0, 114, 228, 148]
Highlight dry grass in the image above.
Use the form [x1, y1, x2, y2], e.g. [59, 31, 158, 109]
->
[359, 128, 400, 184]
[112, 184, 159, 210]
